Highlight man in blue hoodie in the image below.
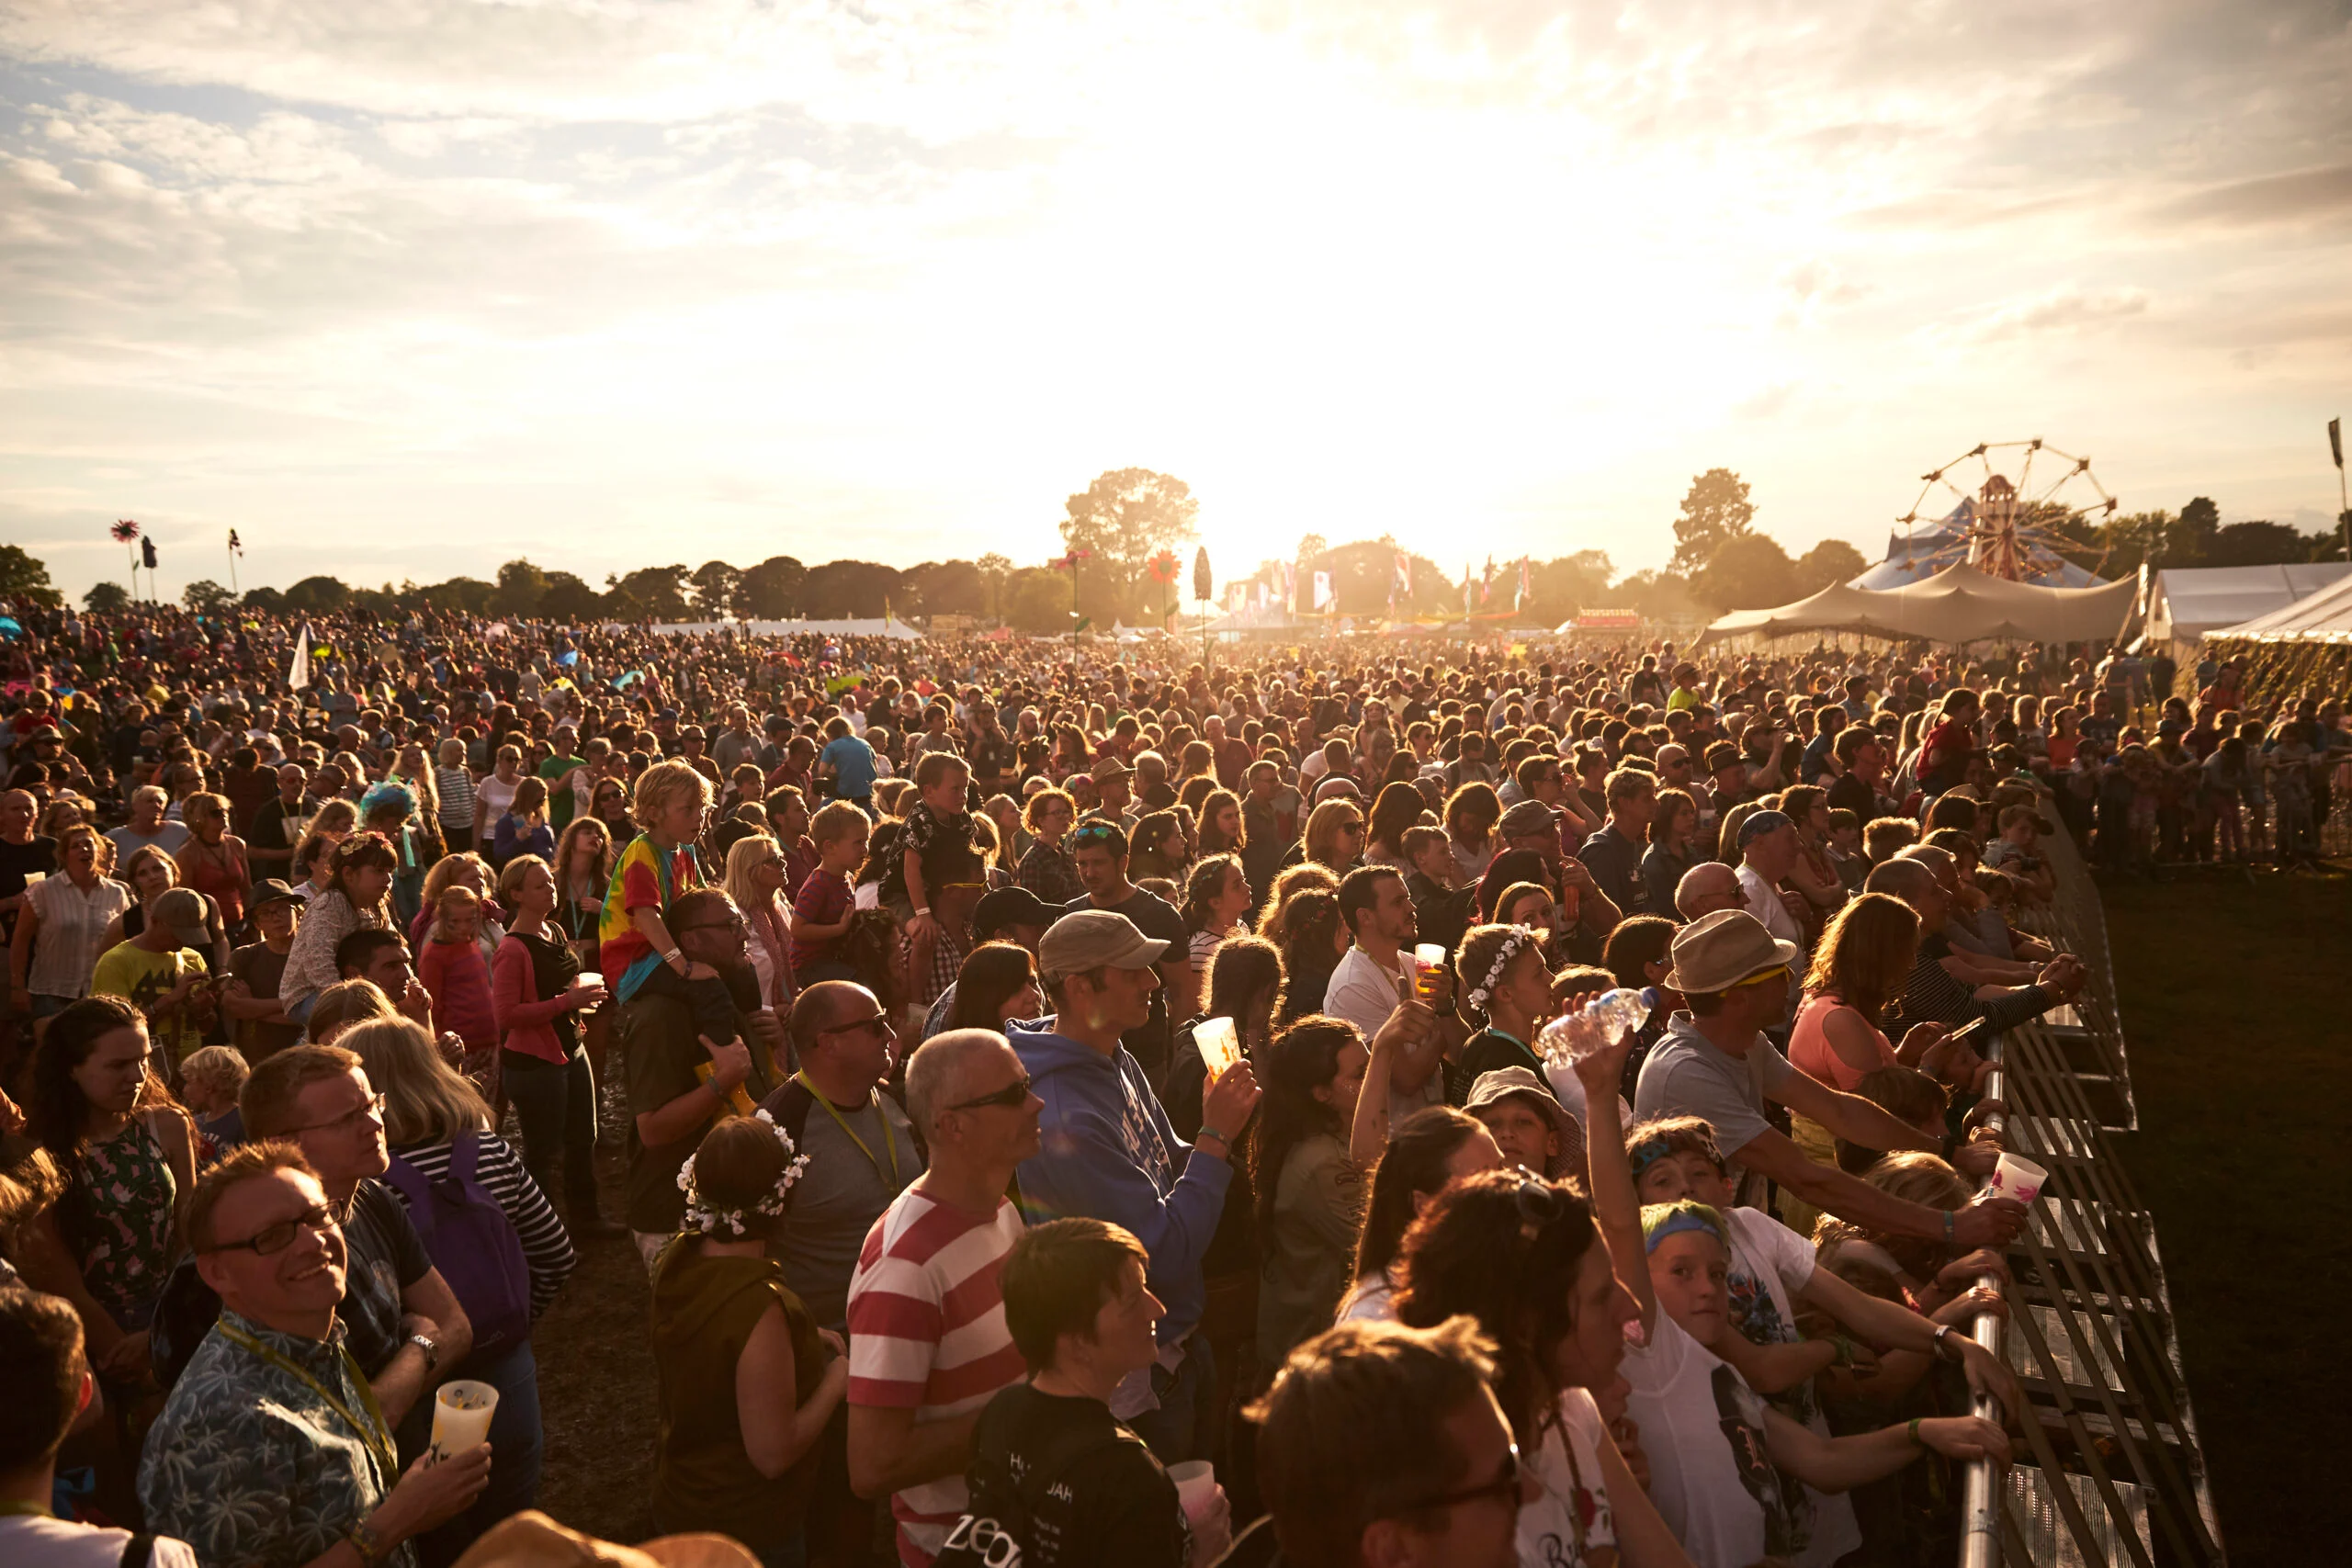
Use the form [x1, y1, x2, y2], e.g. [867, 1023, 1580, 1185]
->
[1010, 908, 1262, 1466]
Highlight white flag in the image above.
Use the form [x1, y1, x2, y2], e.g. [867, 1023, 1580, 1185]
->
[1313, 570, 1335, 611]
[288, 625, 311, 690]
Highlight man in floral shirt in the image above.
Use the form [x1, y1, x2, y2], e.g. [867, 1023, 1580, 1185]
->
[140, 1144, 489, 1568]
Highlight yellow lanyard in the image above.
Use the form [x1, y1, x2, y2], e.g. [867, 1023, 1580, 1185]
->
[796, 1072, 902, 1190]
[217, 1320, 399, 1484]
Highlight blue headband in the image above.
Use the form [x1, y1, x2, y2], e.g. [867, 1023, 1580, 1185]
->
[1641, 1201, 1727, 1255]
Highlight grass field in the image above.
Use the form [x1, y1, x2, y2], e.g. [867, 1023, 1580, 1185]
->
[2102, 866, 2352, 1568]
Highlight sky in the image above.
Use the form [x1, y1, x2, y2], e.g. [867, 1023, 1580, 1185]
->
[4, 0, 2349, 604]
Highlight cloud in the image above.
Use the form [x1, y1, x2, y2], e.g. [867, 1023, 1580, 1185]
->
[2152, 163, 2352, 229]
[1963, 286, 2154, 342]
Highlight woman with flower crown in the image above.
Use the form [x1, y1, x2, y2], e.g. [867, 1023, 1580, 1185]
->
[1446, 922, 1559, 1101]
[649, 1111, 848, 1567]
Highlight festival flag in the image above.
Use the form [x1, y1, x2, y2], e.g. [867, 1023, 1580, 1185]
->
[288, 625, 312, 690]
[1393, 551, 1412, 600]
[1516, 556, 1532, 614]
[1313, 570, 1335, 612]
[1479, 556, 1496, 606]
[228, 529, 243, 556]
[1282, 562, 1296, 613]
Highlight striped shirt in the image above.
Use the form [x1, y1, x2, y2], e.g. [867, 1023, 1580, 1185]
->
[385, 1134, 578, 1318]
[846, 1188, 1026, 1567]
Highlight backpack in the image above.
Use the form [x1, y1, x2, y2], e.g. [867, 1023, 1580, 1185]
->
[384, 1133, 533, 1357]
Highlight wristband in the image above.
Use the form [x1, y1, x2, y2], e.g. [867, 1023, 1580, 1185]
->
[1906, 1416, 1925, 1449]
[349, 1517, 391, 1568]
[1941, 1209, 1956, 1245]
[1196, 1125, 1230, 1149]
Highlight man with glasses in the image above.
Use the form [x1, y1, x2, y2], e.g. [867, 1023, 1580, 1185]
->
[618, 888, 783, 1269]
[141, 1143, 491, 1568]
[1059, 820, 1190, 1085]
[1237, 1317, 1531, 1568]
[848, 1030, 1040, 1568]
[240, 1046, 477, 1438]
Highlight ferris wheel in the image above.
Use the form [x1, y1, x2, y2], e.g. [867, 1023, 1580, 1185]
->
[1895, 440, 2119, 582]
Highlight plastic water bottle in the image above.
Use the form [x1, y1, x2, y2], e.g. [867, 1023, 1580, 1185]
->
[1537, 987, 1655, 1066]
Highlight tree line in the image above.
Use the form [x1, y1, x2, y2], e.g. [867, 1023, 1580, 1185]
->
[7, 463, 2339, 633]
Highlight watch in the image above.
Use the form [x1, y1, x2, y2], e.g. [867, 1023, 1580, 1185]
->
[1931, 1325, 1961, 1362]
[409, 1331, 439, 1372]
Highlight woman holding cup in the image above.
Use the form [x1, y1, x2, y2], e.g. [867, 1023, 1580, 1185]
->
[492, 854, 618, 1240]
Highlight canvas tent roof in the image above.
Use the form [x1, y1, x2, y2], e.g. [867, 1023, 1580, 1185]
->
[2208, 567, 2352, 642]
[2136, 563, 2352, 644]
[1702, 563, 2138, 646]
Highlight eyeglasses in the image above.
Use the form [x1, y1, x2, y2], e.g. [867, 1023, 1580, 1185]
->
[821, 1011, 892, 1040]
[947, 1075, 1034, 1111]
[287, 1092, 386, 1136]
[203, 1201, 339, 1258]
[1383, 1440, 1523, 1517]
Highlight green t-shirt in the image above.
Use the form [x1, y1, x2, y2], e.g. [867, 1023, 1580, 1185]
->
[539, 754, 585, 828]
[91, 941, 209, 1066]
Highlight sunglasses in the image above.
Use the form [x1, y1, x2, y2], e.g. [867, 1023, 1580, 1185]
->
[202, 1201, 340, 1258]
[948, 1074, 1034, 1111]
[821, 1011, 892, 1040]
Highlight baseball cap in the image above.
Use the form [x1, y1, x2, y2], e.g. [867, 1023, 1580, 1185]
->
[151, 887, 209, 942]
[1463, 1066, 1580, 1158]
[1037, 909, 1168, 981]
[1497, 799, 1560, 839]
[973, 886, 1052, 942]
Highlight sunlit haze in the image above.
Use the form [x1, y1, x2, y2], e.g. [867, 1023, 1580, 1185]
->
[5, 1, 2348, 601]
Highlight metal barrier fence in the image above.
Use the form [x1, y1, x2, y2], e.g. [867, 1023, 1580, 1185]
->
[1957, 817, 2225, 1568]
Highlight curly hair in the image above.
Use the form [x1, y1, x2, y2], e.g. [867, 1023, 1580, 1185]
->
[1392, 1168, 1599, 1444]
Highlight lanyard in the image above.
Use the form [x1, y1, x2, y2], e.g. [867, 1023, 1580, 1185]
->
[796, 1072, 901, 1190]
[0, 1499, 51, 1518]
[216, 1321, 399, 1484]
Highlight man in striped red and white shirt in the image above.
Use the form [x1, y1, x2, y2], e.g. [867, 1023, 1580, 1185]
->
[847, 1029, 1041, 1567]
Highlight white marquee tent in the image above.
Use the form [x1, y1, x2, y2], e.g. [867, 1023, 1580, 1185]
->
[1702, 564, 2139, 647]
[2208, 568, 2352, 643]
[2130, 563, 2352, 658]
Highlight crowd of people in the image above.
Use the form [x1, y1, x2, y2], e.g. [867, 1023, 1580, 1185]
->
[0, 595, 2338, 1568]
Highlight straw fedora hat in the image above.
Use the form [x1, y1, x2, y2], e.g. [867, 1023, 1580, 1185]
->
[1661, 908, 1801, 995]
[452, 1511, 759, 1568]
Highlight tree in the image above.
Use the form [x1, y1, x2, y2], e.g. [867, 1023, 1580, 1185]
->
[241, 584, 288, 614]
[605, 565, 690, 621]
[689, 560, 744, 620]
[182, 579, 235, 612]
[901, 560, 988, 619]
[800, 560, 899, 619]
[492, 558, 548, 618]
[1002, 567, 1076, 635]
[2101, 510, 2172, 569]
[1296, 534, 1328, 564]
[740, 555, 807, 619]
[538, 571, 604, 621]
[1791, 539, 1868, 594]
[2203, 520, 2337, 567]
[84, 581, 130, 613]
[2170, 496, 2220, 567]
[1690, 533, 1797, 613]
[1058, 468, 1201, 618]
[418, 578, 494, 615]
[975, 553, 1015, 623]
[284, 575, 351, 613]
[1670, 468, 1756, 572]
[0, 546, 62, 608]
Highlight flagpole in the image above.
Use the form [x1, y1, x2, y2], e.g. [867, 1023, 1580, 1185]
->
[228, 536, 239, 597]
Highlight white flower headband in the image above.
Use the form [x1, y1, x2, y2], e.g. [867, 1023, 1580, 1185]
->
[1465, 925, 1539, 1016]
[677, 1109, 812, 1236]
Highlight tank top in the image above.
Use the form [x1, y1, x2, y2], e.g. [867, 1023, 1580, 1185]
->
[181, 838, 247, 925]
[1786, 993, 1895, 1092]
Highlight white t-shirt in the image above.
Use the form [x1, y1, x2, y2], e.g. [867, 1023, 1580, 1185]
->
[1518, 1387, 1620, 1568]
[1722, 1208, 1861, 1568]
[0, 1516, 199, 1568]
[1324, 946, 1442, 1134]
[1623, 1313, 1802, 1568]
[1336, 1270, 1395, 1323]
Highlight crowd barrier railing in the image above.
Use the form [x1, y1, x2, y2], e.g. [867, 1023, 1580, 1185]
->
[1955, 815, 2224, 1568]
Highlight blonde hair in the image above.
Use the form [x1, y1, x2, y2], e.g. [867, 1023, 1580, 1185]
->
[339, 1016, 493, 1145]
[633, 759, 711, 832]
[178, 1044, 250, 1104]
[724, 832, 783, 918]
[419, 852, 493, 915]
[311, 799, 359, 840]
[809, 800, 868, 849]
[427, 884, 495, 961]
[307, 977, 395, 1043]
